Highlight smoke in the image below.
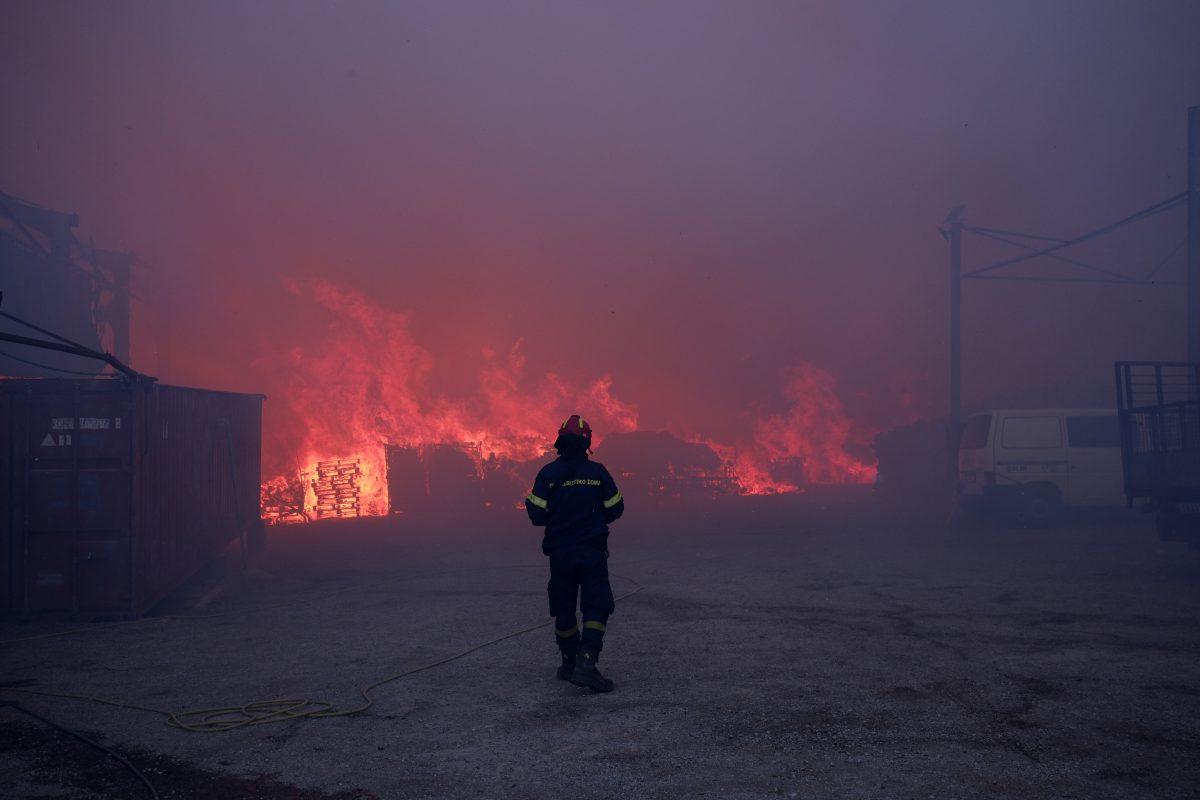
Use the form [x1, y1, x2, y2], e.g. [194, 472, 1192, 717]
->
[2, 1, 1197, 510]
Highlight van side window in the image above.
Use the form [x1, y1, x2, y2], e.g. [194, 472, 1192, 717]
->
[961, 414, 992, 449]
[1001, 417, 1062, 448]
[1066, 416, 1119, 448]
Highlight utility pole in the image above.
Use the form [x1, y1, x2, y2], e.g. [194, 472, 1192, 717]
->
[943, 205, 965, 483]
[949, 216, 962, 434]
[941, 109, 1191, 489]
[1189, 105, 1200, 365]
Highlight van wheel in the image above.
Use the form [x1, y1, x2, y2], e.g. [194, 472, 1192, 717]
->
[1018, 485, 1061, 528]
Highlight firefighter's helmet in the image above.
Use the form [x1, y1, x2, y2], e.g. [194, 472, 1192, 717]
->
[558, 414, 592, 443]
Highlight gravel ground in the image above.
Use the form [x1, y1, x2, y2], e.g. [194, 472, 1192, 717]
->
[3, 491, 1199, 799]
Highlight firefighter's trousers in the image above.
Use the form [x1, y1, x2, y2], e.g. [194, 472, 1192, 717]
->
[547, 539, 614, 651]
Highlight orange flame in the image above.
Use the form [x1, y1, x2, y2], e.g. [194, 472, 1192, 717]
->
[263, 280, 638, 522]
[262, 282, 874, 522]
[747, 363, 877, 487]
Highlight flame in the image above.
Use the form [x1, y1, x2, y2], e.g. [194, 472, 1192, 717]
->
[712, 444, 799, 496]
[678, 363, 876, 495]
[261, 282, 874, 522]
[743, 363, 877, 488]
[263, 280, 638, 522]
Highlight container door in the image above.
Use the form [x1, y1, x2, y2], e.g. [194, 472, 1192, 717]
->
[24, 386, 133, 616]
[26, 391, 78, 612]
[0, 390, 11, 614]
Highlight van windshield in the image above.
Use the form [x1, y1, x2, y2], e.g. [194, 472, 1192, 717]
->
[961, 414, 992, 449]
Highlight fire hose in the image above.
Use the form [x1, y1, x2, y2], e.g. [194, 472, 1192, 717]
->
[7, 615, 564, 732]
[2, 570, 644, 731]
[1, 698, 161, 800]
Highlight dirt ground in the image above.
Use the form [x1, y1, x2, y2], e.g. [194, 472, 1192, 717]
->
[3, 490, 1199, 799]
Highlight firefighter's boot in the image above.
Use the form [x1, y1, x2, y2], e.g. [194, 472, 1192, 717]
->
[556, 633, 579, 681]
[568, 644, 614, 693]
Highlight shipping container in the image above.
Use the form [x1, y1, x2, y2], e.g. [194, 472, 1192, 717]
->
[1, 377, 264, 618]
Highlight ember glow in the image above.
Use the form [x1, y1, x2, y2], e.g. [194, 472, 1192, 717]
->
[261, 281, 875, 522]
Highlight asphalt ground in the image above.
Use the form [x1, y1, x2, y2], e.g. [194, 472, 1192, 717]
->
[3, 491, 1199, 799]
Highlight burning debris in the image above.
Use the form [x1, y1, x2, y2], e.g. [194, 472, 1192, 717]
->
[257, 282, 877, 524]
[261, 475, 308, 524]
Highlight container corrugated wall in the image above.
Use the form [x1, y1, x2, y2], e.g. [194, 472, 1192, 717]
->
[133, 384, 263, 614]
[1, 378, 263, 618]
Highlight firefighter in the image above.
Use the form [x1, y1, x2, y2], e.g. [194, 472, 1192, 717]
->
[524, 414, 625, 693]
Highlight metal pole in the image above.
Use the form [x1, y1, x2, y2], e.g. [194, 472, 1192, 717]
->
[950, 217, 962, 437]
[1188, 105, 1200, 365]
[943, 206, 965, 488]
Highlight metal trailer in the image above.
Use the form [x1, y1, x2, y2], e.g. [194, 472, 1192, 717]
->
[1114, 361, 1200, 545]
[0, 377, 264, 618]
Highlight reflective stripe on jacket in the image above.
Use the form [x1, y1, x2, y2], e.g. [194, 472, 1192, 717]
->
[525, 453, 624, 552]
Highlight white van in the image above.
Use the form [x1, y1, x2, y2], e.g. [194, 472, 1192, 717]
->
[958, 409, 1124, 522]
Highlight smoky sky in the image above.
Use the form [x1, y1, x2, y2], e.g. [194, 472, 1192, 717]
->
[3, 1, 1198, 447]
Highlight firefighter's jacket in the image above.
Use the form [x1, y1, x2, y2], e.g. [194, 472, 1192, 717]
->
[525, 453, 624, 554]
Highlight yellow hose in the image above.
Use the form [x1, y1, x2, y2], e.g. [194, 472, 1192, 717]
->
[4, 573, 643, 733]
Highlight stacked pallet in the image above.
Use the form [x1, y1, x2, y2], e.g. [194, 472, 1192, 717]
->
[310, 459, 361, 518]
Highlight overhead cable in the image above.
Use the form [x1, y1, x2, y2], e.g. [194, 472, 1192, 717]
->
[963, 191, 1186, 277]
